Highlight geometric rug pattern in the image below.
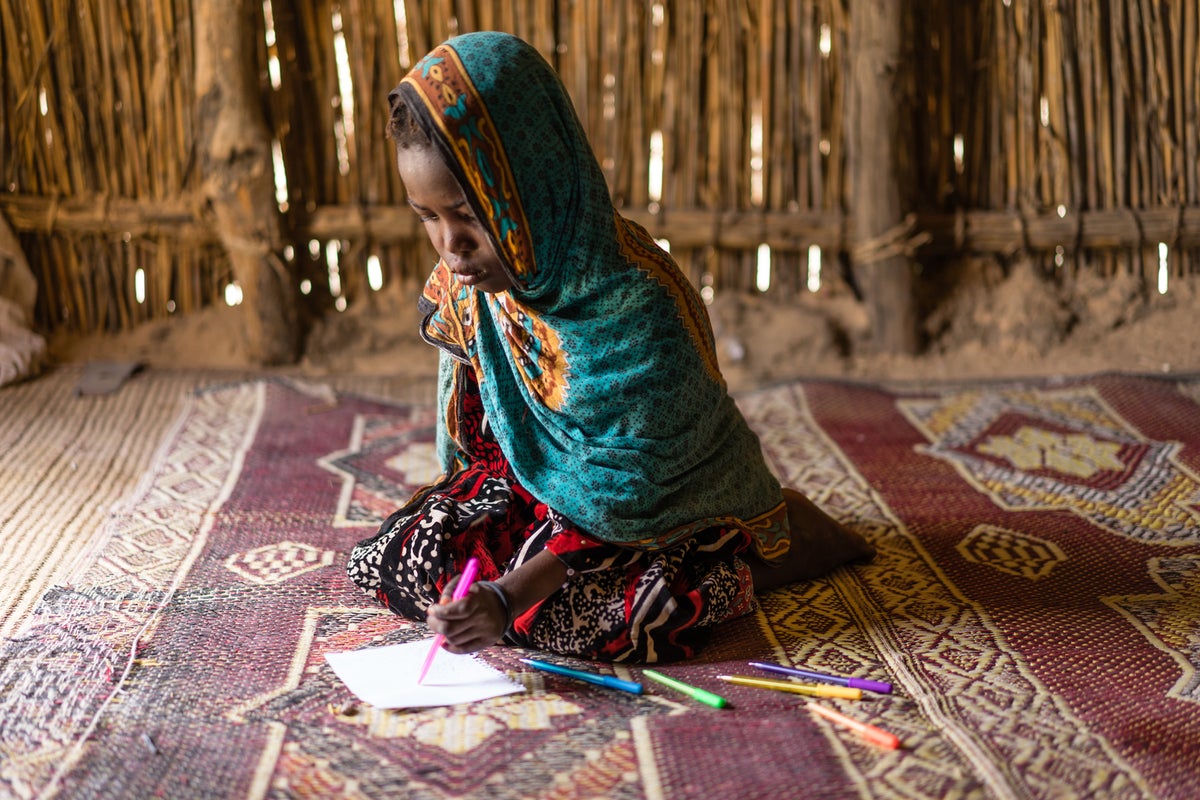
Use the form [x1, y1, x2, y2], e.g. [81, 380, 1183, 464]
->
[2, 374, 1198, 799]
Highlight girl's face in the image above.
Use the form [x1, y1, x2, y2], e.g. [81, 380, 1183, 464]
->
[397, 145, 513, 293]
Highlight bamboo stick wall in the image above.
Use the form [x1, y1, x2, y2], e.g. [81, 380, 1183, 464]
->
[1, 0, 1197, 337]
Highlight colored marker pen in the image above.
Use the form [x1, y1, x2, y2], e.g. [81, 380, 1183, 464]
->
[806, 701, 901, 749]
[716, 674, 862, 700]
[642, 669, 729, 708]
[521, 659, 643, 695]
[417, 557, 480, 684]
[748, 661, 893, 695]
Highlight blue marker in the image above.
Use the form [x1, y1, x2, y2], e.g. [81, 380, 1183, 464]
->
[520, 658, 643, 695]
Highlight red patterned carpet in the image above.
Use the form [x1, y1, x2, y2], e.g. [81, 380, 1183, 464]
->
[3, 373, 1198, 799]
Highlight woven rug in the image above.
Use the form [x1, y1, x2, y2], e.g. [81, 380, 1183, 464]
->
[2, 373, 1198, 800]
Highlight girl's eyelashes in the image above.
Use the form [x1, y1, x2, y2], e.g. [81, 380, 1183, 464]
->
[428, 212, 480, 226]
[410, 205, 479, 226]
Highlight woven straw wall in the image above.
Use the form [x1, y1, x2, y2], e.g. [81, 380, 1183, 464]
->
[1, 0, 1197, 337]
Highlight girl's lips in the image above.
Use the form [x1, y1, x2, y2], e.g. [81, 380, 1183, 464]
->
[452, 270, 482, 286]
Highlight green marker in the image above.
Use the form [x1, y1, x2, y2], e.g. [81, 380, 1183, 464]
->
[642, 669, 729, 708]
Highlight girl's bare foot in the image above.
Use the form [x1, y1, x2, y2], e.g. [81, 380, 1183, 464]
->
[750, 488, 876, 592]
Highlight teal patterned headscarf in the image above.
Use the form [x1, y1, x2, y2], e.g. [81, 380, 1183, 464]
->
[394, 32, 788, 555]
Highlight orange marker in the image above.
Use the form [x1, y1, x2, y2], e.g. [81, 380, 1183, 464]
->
[806, 701, 901, 750]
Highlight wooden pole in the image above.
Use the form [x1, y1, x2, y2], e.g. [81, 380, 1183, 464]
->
[847, 0, 918, 355]
[194, 0, 300, 364]
[0, 211, 38, 321]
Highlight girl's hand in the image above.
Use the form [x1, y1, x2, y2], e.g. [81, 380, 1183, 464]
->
[425, 577, 508, 654]
[426, 550, 570, 653]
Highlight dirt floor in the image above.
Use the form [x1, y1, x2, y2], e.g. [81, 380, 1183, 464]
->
[47, 258, 1200, 392]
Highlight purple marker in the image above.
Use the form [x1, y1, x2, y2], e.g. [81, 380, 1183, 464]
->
[748, 661, 893, 695]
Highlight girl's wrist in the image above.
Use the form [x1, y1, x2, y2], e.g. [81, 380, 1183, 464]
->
[475, 580, 513, 630]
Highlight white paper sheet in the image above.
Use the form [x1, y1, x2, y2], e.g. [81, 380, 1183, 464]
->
[324, 639, 525, 709]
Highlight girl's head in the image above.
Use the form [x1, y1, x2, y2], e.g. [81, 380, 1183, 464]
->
[390, 32, 616, 302]
[387, 89, 512, 293]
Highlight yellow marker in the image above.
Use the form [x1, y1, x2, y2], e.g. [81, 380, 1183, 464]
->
[716, 674, 862, 700]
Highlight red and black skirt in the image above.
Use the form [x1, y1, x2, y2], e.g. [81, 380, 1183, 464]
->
[346, 375, 756, 663]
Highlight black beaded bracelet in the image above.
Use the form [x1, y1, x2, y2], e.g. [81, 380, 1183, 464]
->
[474, 580, 513, 629]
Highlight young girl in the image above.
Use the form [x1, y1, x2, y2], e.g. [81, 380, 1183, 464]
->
[347, 31, 873, 664]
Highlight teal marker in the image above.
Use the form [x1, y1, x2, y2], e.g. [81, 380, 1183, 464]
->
[520, 659, 643, 695]
[642, 669, 729, 708]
